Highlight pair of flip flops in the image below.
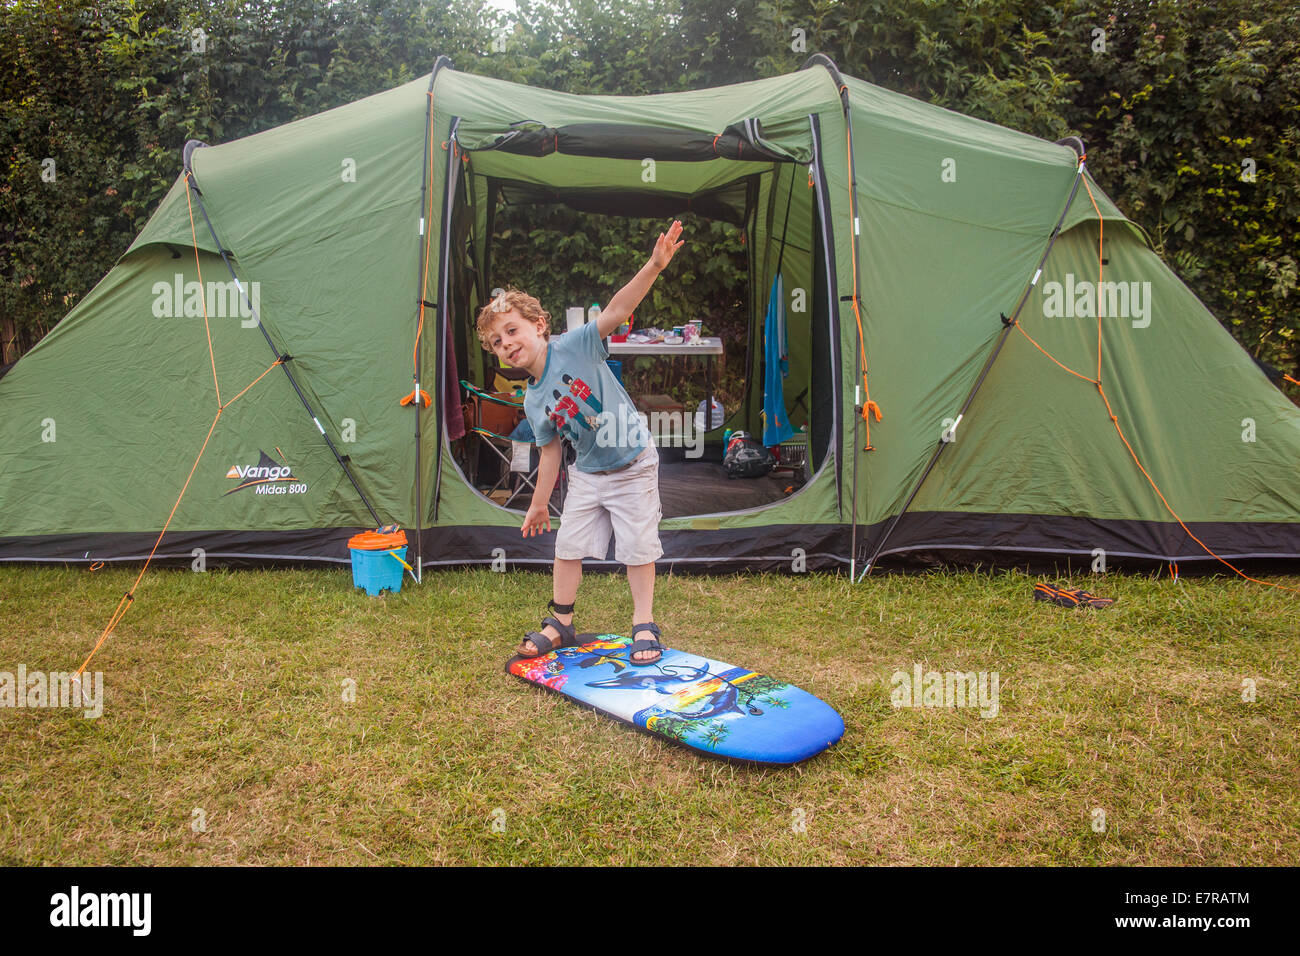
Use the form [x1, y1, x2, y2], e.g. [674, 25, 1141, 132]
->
[519, 613, 664, 666]
[1033, 583, 1116, 608]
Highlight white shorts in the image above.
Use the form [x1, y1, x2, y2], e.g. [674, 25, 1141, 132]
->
[555, 446, 664, 565]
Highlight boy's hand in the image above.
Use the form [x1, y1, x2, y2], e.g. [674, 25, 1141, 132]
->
[651, 220, 685, 271]
[521, 502, 552, 537]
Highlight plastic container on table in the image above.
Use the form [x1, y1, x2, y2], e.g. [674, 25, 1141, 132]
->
[611, 312, 633, 344]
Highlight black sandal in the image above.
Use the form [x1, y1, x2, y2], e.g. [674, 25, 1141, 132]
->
[628, 622, 665, 666]
[518, 599, 577, 657]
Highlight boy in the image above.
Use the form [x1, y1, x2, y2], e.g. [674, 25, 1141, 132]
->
[475, 221, 685, 665]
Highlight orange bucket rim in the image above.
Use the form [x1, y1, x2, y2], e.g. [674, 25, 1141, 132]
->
[347, 529, 408, 550]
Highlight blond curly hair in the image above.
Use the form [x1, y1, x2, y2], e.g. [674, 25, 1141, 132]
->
[474, 288, 552, 352]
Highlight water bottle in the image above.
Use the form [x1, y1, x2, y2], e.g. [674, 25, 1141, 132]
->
[696, 398, 723, 431]
[588, 302, 601, 325]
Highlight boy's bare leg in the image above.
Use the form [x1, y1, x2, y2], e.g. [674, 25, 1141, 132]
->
[627, 561, 658, 662]
[520, 557, 582, 654]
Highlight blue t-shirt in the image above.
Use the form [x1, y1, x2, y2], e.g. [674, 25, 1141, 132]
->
[523, 321, 652, 473]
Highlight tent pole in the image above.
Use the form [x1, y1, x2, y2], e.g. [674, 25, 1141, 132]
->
[413, 66, 435, 584]
[429, 118, 461, 533]
[850, 382, 861, 580]
[801, 55, 870, 581]
[412, 57, 453, 583]
[858, 156, 1088, 580]
[807, 114, 844, 520]
[859, 320, 1016, 582]
[180, 145, 383, 529]
[850, 292, 863, 579]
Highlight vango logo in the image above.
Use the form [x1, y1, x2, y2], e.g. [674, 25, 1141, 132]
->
[224, 450, 308, 496]
[226, 464, 293, 481]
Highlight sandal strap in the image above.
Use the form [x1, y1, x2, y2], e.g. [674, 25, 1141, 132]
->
[628, 627, 665, 665]
[542, 615, 576, 643]
[629, 623, 664, 658]
[522, 630, 555, 654]
[521, 601, 578, 657]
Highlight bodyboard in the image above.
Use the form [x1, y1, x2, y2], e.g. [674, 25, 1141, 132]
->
[505, 634, 844, 765]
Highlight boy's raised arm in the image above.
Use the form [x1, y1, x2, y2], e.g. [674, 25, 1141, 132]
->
[597, 220, 685, 338]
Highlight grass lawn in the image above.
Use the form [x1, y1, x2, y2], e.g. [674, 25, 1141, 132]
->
[1, 563, 1296, 865]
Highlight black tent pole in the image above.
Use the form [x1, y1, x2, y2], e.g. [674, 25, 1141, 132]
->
[859, 149, 1087, 579]
[428, 120, 461, 534]
[181, 143, 383, 529]
[799, 54, 872, 580]
[412, 56, 454, 583]
[850, 346, 862, 579]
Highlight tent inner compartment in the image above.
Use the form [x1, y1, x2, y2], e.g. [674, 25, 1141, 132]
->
[446, 159, 827, 520]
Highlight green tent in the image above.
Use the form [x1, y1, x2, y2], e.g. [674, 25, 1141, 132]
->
[2, 55, 1298, 576]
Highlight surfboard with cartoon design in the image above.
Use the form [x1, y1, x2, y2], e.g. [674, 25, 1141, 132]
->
[505, 635, 844, 764]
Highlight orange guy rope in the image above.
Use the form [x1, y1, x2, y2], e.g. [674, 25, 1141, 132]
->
[841, 106, 881, 448]
[1017, 170, 1296, 595]
[74, 180, 296, 678]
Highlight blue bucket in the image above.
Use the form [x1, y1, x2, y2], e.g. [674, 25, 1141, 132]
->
[350, 546, 407, 596]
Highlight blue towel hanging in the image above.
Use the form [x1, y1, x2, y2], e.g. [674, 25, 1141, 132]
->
[762, 273, 795, 446]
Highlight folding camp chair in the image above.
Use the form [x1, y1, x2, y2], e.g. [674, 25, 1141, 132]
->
[460, 379, 567, 516]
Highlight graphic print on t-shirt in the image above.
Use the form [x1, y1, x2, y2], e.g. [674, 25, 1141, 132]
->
[550, 389, 597, 436]
[561, 373, 603, 415]
[525, 321, 651, 473]
[543, 403, 577, 442]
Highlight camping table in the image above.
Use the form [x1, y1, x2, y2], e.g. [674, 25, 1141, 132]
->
[607, 337, 724, 434]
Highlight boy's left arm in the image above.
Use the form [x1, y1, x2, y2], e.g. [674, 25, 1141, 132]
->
[597, 220, 685, 338]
